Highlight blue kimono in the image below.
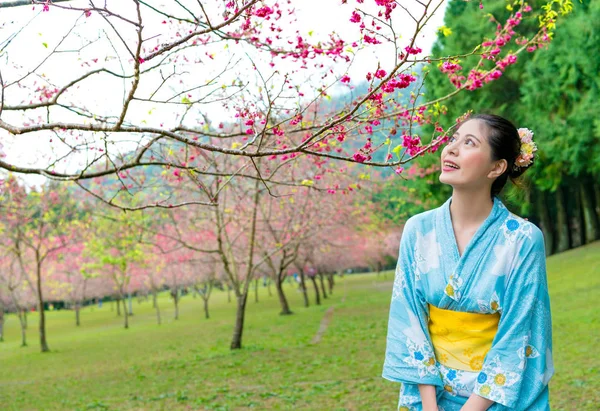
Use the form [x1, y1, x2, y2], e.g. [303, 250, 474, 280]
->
[382, 195, 553, 411]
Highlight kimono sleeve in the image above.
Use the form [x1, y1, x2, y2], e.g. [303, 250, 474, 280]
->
[382, 217, 444, 388]
[472, 226, 554, 409]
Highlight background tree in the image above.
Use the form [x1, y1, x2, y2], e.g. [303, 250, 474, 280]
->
[0, 177, 78, 352]
[379, 0, 596, 255]
[84, 211, 148, 329]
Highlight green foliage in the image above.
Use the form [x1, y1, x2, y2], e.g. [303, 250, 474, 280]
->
[519, 0, 600, 181]
[84, 212, 149, 282]
[372, 0, 598, 218]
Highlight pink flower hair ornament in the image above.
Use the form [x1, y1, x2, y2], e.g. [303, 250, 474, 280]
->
[513, 127, 537, 171]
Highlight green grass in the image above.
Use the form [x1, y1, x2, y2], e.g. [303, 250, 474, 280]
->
[0, 241, 598, 410]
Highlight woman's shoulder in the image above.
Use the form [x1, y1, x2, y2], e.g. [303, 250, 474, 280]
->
[501, 210, 545, 249]
[402, 207, 438, 234]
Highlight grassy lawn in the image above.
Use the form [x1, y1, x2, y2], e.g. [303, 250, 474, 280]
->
[0, 241, 598, 410]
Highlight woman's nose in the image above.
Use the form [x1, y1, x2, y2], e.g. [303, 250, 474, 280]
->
[446, 141, 459, 155]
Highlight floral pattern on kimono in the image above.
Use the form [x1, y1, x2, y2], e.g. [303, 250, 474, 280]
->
[473, 355, 522, 405]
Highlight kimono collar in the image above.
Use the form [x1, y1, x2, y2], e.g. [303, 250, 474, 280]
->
[441, 195, 508, 263]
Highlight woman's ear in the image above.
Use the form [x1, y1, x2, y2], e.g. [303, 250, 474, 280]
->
[488, 159, 507, 179]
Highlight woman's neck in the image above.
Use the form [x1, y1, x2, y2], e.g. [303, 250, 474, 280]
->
[449, 190, 494, 229]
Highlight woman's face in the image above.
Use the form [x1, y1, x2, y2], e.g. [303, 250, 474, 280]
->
[439, 119, 505, 190]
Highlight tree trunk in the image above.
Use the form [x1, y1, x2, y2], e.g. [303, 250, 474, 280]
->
[228, 176, 260, 350]
[267, 278, 272, 297]
[116, 297, 122, 316]
[594, 182, 600, 221]
[310, 276, 321, 305]
[75, 302, 81, 327]
[36, 258, 50, 352]
[0, 301, 4, 342]
[327, 272, 334, 294]
[275, 278, 293, 315]
[10, 292, 27, 346]
[227, 285, 231, 303]
[571, 184, 585, 248]
[230, 293, 248, 349]
[18, 310, 27, 347]
[580, 180, 599, 243]
[254, 278, 259, 303]
[203, 298, 210, 319]
[172, 289, 179, 320]
[122, 294, 129, 329]
[319, 273, 328, 299]
[535, 190, 554, 255]
[299, 270, 309, 308]
[153, 291, 161, 325]
[555, 186, 570, 252]
[128, 292, 134, 316]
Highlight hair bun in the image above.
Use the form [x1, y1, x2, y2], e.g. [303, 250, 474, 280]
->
[509, 163, 530, 179]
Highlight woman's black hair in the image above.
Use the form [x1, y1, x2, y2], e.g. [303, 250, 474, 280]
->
[460, 113, 533, 198]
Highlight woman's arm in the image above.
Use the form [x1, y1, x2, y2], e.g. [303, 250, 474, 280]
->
[460, 393, 494, 411]
[470, 227, 553, 408]
[418, 384, 438, 411]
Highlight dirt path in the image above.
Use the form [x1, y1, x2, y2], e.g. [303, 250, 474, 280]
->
[311, 306, 335, 344]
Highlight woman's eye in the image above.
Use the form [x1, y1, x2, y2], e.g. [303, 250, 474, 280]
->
[466, 139, 474, 146]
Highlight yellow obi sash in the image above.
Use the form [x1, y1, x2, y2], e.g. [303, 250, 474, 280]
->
[427, 304, 500, 372]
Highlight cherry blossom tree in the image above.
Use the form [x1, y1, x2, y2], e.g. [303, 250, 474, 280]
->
[190, 256, 220, 320]
[84, 210, 149, 329]
[46, 238, 109, 326]
[140, 252, 167, 324]
[0, 0, 572, 210]
[256, 188, 312, 315]
[0, 176, 78, 352]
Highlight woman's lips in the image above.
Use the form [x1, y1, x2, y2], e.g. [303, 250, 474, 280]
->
[442, 161, 460, 172]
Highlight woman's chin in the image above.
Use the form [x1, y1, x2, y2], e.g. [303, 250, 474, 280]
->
[439, 174, 454, 185]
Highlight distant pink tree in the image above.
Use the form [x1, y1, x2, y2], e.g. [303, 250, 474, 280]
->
[0, 176, 78, 352]
[46, 240, 105, 327]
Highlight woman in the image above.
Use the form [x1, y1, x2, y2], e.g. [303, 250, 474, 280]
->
[382, 114, 553, 411]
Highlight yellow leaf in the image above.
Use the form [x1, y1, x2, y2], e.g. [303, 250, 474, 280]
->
[437, 26, 452, 37]
[301, 179, 314, 186]
[232, 142, 241, 149]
